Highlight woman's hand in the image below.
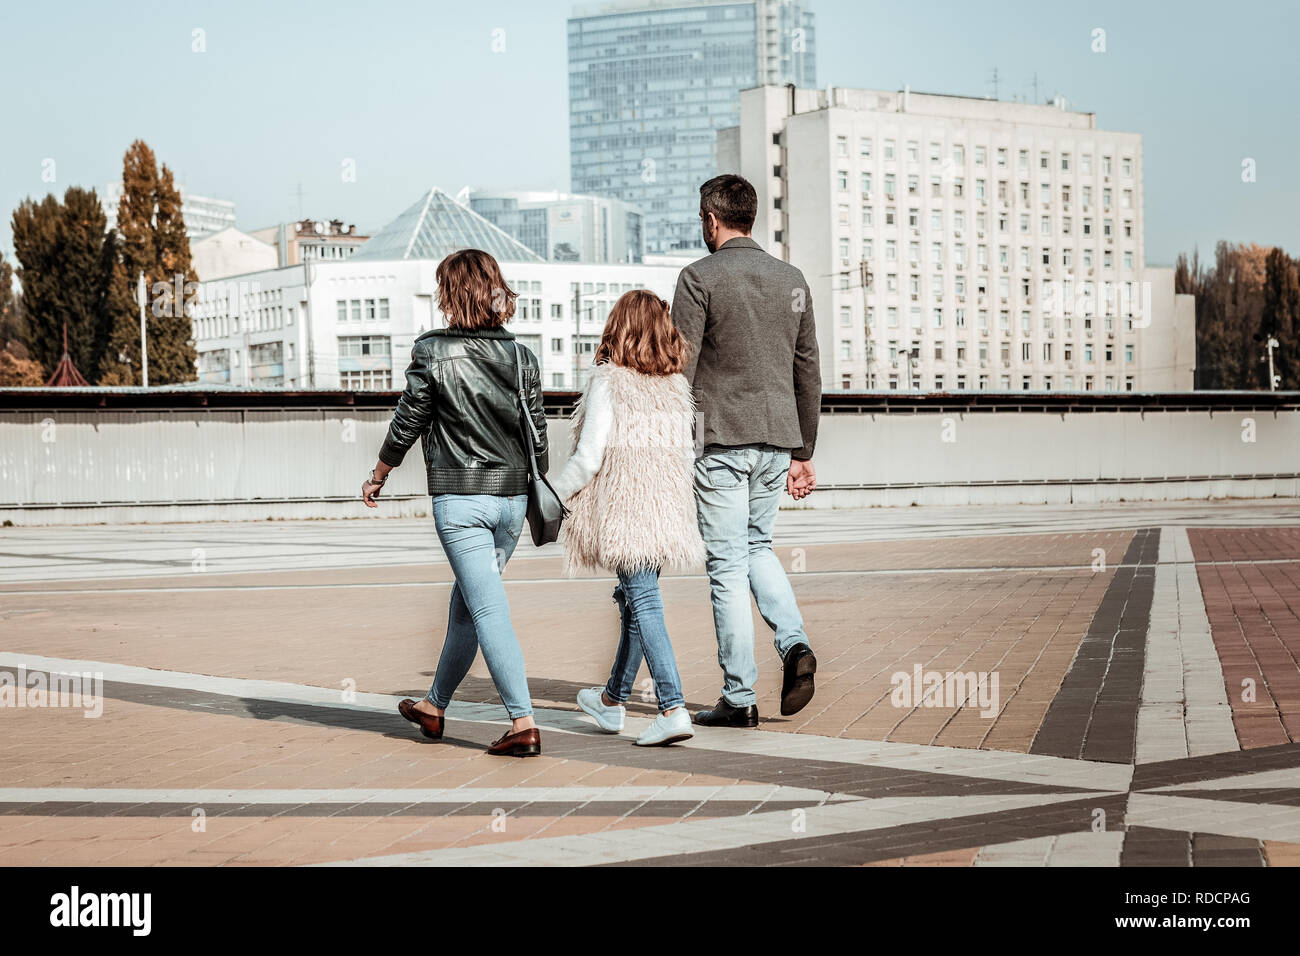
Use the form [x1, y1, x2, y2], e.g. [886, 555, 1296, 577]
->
[362, 462, 392, 508]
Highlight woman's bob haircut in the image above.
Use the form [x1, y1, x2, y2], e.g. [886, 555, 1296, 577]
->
[436, 248, 516, 329]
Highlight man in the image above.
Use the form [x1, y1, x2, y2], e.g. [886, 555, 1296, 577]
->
[672, 174, 821, 728]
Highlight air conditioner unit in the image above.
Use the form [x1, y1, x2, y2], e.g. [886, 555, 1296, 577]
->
[957, 295, 965, 302]
[1002, 265, 1009, 273]
[1047, 330, 1055, 338]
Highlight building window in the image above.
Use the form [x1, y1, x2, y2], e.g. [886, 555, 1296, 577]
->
[337, 335, 390, 358]
[339, 369, 393, 389]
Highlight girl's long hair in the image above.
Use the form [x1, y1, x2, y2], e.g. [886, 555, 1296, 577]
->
[594, 289, 687, 375]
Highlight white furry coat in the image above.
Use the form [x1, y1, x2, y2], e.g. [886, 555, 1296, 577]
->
[553, 363, 705, 576]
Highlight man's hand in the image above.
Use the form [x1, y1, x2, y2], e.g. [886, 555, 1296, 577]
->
[787, 458, 816, 500]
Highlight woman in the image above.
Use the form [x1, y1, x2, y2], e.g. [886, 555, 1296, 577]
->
[551, 290, 705, 746]
[362, 248, 548, 758]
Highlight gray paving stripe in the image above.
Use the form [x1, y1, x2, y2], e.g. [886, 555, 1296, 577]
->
[1151, 789, 1300, 808]
[1131, 741, 1300, 791]
[1031, 527, 1159, 764]
[1151, 766, 1300, 792]
[972, 831, 1126, 866]
[41, 676, 1101, 801]
[0, 800, 822, 819]
[1135, 527, 1238, 765]
[327, 791, 1116, 867]
[1125, 793, 1300, 845]
[0, 653, 1134, 791]
[9, 556, 1300, 594]
[598, 794, 1129, 867]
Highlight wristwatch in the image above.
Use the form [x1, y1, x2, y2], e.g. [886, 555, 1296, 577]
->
[368, 469, 386, 486]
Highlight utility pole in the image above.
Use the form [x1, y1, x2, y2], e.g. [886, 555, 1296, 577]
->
[137, 272, 148, 387]
[571, 284, 601, 389]
[303, 260, 316, 387]
[573, 284, 581, 389]
[859, 259, 874, 387]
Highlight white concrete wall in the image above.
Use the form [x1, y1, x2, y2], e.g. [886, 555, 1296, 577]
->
[2, 406, 1296, 524]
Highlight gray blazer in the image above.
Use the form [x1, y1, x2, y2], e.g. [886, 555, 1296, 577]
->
[671, 237, 821, 461]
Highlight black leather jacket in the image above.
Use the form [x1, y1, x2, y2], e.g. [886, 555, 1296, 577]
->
[378, 327, 548, 496]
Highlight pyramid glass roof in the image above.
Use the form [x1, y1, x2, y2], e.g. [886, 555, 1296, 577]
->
[352, 188, 544, 263]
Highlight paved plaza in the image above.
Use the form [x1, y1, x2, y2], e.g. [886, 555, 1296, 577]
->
[1, 499, 1299, 866]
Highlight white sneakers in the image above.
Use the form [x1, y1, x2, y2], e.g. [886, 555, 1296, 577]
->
[576, 688, 694, 747]
[577, 686, 625, 733]
[635, 707, 694, 747]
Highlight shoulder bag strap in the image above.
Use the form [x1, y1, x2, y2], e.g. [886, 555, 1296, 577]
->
[512, 341, 542, 479]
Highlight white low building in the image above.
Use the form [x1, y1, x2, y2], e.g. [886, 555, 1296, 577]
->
[721, 84, 1196, 391]
[191, 187, 681, 389]
[192, 227, 278, 282]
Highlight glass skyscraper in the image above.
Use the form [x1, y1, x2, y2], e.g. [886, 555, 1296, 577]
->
[568, 0, 815, 253]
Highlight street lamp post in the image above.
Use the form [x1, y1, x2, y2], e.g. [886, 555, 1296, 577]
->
[137, 272, 148, 387]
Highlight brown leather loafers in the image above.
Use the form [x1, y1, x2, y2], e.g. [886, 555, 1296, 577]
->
[486, 727, 541, 757]
[398, 698, 444, 740]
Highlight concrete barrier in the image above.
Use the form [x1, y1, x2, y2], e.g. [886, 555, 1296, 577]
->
[2, 389, 1297, 524]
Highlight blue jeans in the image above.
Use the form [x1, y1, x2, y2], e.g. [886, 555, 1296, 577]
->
[694, 444, 809, 707]
[426, 494, 533, 719]
[602, 567, 686, 712]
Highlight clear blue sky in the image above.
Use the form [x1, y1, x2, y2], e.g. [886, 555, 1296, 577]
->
[2, 0, 1296, 266]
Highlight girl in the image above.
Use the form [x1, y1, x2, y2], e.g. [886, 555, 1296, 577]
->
[551, 290, 705, 746]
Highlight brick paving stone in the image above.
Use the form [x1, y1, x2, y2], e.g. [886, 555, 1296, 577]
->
[5, 514, 1300, 865]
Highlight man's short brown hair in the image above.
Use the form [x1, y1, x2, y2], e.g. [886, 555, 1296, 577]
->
[699, 174, 757, 232]
[436, 248, 516, 329]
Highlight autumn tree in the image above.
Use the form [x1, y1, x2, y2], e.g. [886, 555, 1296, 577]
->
[100, 140, 198, 385]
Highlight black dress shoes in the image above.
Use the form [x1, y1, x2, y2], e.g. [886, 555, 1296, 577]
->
[694, 698, 760, 728]
[780, 644, 817, 716]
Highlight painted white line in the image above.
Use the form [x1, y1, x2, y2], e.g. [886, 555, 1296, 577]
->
[0, 784, 850, 806]
[1125, 793, 1300, 843]
[0, 652, 1133, 789]
[1136, 527, 1238, 764]
[324, 791, 1112, 867]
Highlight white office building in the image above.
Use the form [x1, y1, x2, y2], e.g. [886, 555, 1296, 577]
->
[466, 190, 645, 263]
[190, 187, 680, 389]
[720, 85, 1195, 391]
[102, 181, 237, 239]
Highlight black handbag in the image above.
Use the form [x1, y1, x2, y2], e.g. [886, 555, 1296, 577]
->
[512, 341, 567, 546]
